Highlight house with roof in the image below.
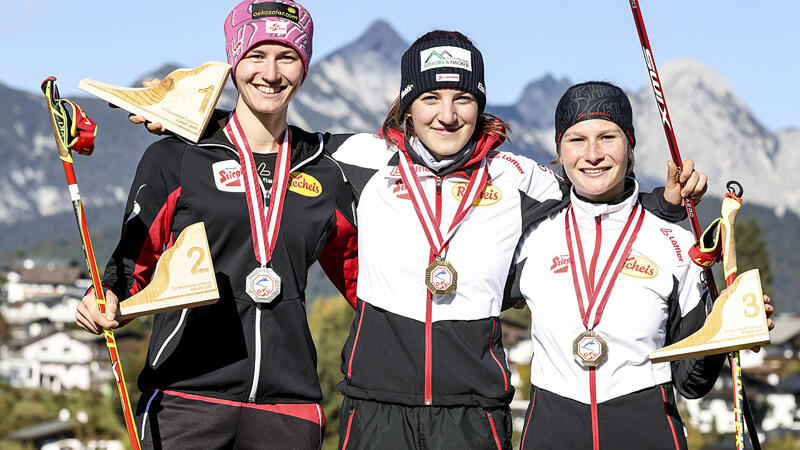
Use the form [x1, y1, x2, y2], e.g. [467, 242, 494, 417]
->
[0, 330, 93, 393]
[1, 259, 89, 341]
[3, 260, 88, 303]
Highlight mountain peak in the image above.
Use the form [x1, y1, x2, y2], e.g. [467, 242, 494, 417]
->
[656, 58, 738, 105]
[334, 19, 407, 62]
[520, 74, 571, 95]
[363, 19, 403, 41]
[510, 74, 572, 127]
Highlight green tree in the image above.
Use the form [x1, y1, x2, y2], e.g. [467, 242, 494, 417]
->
[714, 217, 773, 300]
[307, 295, 354, 450]
[764, 433, 800, 450]
[733, 218, 773, 297]
[501, 305, 532, 401]
[0, 313, 10, 343]
[0, 387, 128, 448]
[500, 304, 531, 328]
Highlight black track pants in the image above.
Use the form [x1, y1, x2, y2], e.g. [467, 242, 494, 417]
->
[135, 389, 326, 449]
[519, 384, 687, 450]
[338, 396, 511, 450]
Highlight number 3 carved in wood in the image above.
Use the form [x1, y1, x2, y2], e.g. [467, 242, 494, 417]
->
[742, 293, 760, 318]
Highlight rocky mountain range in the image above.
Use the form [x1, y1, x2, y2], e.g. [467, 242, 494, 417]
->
[1, 19, 798, 308]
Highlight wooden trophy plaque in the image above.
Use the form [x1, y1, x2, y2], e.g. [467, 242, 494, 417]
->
[79, 61, 230, 142]
[650, 269, 770, 363]
[119, 222, 219, 319]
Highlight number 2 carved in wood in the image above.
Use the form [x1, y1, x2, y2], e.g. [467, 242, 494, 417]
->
[188, 247, 209, 274]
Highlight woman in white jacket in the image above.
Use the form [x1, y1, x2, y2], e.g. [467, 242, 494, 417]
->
[514, 81, 774, 450]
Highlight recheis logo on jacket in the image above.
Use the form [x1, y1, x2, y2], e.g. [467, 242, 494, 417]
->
[288, 172, 322, 197]
[620, 254, 659, 279]
[212, 160, 244, 192]
[550, 255, 570, 274]
[451, 183, 501, 206]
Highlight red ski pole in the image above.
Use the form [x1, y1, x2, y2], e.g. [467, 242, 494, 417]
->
[41, 77, 141, 450]
[627, 0, 718, 300]
[628, 3, 760, 448]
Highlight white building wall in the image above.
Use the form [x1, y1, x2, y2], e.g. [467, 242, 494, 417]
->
[761, 394, 798, 432]
[8, 332, 95, 393]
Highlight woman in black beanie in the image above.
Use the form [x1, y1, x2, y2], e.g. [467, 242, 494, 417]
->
[512, 81, 774, 449]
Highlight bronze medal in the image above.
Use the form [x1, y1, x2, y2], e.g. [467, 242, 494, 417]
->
[425, 258, 457, 295]
[246, 267, 281, 303]
[572, 329, 608, 367]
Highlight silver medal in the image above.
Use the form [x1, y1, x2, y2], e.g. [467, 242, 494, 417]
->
[246, 267, 281, 303]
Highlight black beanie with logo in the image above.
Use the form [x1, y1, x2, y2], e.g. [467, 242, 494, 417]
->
[554, 81, 636, 148]
[398, 38, 486, 114]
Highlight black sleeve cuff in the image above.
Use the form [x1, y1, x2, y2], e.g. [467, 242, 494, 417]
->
[640, 186, 687, 223]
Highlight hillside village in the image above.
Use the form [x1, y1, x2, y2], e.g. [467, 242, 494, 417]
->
[1, 259, 799, 448]
[0, 260, 144, 449]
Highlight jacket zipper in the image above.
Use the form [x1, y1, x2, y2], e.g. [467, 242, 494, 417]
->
[590, 216, 602, 285]
[347, 300, 366, 380]
[248, 305, 263, 402]
[487, 411, 503, 449]
[589, 215, 602, 448]
[341, 407, 356, 449]
[424, 177, 443, 405]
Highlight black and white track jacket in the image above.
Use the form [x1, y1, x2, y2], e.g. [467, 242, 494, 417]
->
[102, 120, 358, 404]
[514, 180, 724, 403]
[327, 132, 685, 408]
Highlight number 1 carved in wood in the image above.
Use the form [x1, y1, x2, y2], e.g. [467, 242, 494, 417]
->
[198, 86, 214, 113]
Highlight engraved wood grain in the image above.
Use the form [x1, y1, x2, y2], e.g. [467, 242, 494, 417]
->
[119, 222, 219, 319]
[78, 62, 230, 143]
[649, 269, 770, 363]
[720, 196, 741, 282]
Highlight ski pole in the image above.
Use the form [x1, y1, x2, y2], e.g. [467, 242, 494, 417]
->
[719, 181, 750, 450]
[627, 3, 760, 448]
[627, 0, 718, 299]
[41, 77, 141, 450]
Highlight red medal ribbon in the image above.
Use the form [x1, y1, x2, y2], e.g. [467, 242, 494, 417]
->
[226, 112, 291, 266]
[396, 150, 488, 258]
[565, 203, 646, 329]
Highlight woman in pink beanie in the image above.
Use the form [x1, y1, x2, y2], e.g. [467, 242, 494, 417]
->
[76, 1, 359, 448]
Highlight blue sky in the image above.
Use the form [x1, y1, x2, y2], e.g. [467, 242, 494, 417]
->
[2, 0, 797, 131]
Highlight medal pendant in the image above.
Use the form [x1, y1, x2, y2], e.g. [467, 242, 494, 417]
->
[425, 258, 457, 295]
[246, 267, 281, 303]
[572, 329, 608, 367]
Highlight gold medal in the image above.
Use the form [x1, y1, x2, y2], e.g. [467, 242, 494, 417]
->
[572, 329, 608, 367]
[425, 258, 457, 295]
[395, 150, 488, 299]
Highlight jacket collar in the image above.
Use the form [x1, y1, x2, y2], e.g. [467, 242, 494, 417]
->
[196, 111, 324, 172]
[569, 177, 640, 229]
[382, 125, 505, 179]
